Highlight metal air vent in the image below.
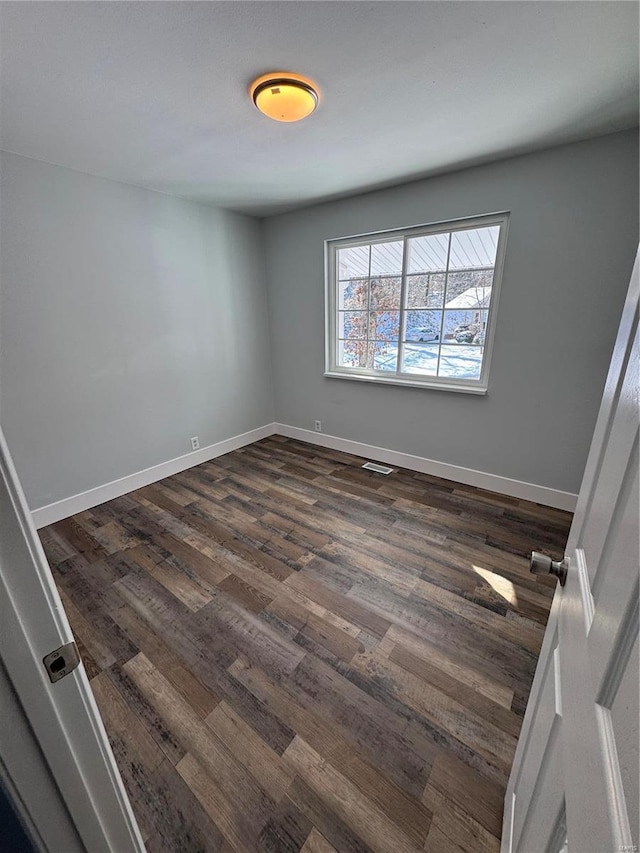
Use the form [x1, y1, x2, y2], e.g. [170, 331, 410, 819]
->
[362, 462, 394, 475]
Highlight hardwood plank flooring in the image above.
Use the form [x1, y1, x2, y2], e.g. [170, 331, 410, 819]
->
[40, 436, 572, 852]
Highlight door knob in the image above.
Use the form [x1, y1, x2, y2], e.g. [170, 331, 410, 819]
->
[530, 551, 568, 586]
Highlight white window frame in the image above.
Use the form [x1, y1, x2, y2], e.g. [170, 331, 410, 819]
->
[324, 211, 510, 394]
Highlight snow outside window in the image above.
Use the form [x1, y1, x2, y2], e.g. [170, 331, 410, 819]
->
[325, 213, 509, 394]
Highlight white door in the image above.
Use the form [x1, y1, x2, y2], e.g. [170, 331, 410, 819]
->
[0, 428, 144, 852]
[502, 251, 639, 853]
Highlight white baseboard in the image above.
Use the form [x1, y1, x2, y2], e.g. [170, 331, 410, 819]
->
[31, 423, 277, 528]
[31, 419, 576, 528]
[275, 423, 577, 511]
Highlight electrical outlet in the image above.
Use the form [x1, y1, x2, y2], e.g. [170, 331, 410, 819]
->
[314, 420, 322, 432]
[190, 436, 200, 451]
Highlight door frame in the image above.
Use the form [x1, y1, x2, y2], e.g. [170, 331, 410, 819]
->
[502, 249, 639, 851]
[0, 428, 144, 852]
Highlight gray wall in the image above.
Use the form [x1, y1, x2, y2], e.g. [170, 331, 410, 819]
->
[263, 130, 639, 494]
[1, 131, 637, 509]
[0, 152, 274, 510]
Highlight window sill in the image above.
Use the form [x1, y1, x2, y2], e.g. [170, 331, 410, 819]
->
[323, 370, 488, 395]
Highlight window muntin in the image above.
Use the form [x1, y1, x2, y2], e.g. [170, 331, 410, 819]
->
[326, 213, 508, 392]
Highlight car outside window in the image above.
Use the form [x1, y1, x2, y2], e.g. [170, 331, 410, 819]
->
[325, 213, 509, 393]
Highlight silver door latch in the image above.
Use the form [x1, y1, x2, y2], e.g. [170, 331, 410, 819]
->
[530, 551, 569, 586]
[43, 642, 80, 683]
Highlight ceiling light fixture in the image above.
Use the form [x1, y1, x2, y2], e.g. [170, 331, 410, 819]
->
[250, 72, 319, 123]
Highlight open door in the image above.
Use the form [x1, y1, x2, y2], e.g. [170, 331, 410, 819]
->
[0, 428, 144, 852]
[502, 251, 639, 853]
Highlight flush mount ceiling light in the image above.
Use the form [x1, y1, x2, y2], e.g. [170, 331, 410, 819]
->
[250, 72, 319, 123]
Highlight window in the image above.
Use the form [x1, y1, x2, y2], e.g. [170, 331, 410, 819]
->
[325, 212, 509, 393]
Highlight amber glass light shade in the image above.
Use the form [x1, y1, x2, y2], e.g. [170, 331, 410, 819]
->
[250, 73, 319, 122]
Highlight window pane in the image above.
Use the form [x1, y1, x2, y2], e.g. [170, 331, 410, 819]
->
[372, 311, 400, 341]
[406, 273, 446, 308]
[441, 310, 488, 344]
[338, 245, 369, 279]
[444, 269, 494, 305]
[338, 311, 368, 339]
[371, 341, 398, 372]
[437, 345, 483, 380]
[448, 226, 499, 270]
[338, 278, 369, 310]
[330, 216, 505, 388]
[404, 310, 442, 342]
[370, 240, 403, 276]
[407, 232, 449, 273]
[401, 343, 439, 376]
[338, 339, 368, 368]
[370, 277, 401, 310]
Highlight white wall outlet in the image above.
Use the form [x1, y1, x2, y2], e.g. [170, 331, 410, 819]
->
[314, 420, 322, 432]
[190, 436, 200, 451]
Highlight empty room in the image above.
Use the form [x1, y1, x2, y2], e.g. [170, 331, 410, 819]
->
[0, 2, 638, 852]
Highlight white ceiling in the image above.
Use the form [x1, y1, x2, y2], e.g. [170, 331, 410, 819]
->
[1, 1, 637, 216]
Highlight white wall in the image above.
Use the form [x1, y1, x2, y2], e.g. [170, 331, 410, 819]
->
[263, 131, 639, 495]
[0, 152, 274, 511]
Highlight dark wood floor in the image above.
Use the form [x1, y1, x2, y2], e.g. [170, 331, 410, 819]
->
[39, 436, 572, 853]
